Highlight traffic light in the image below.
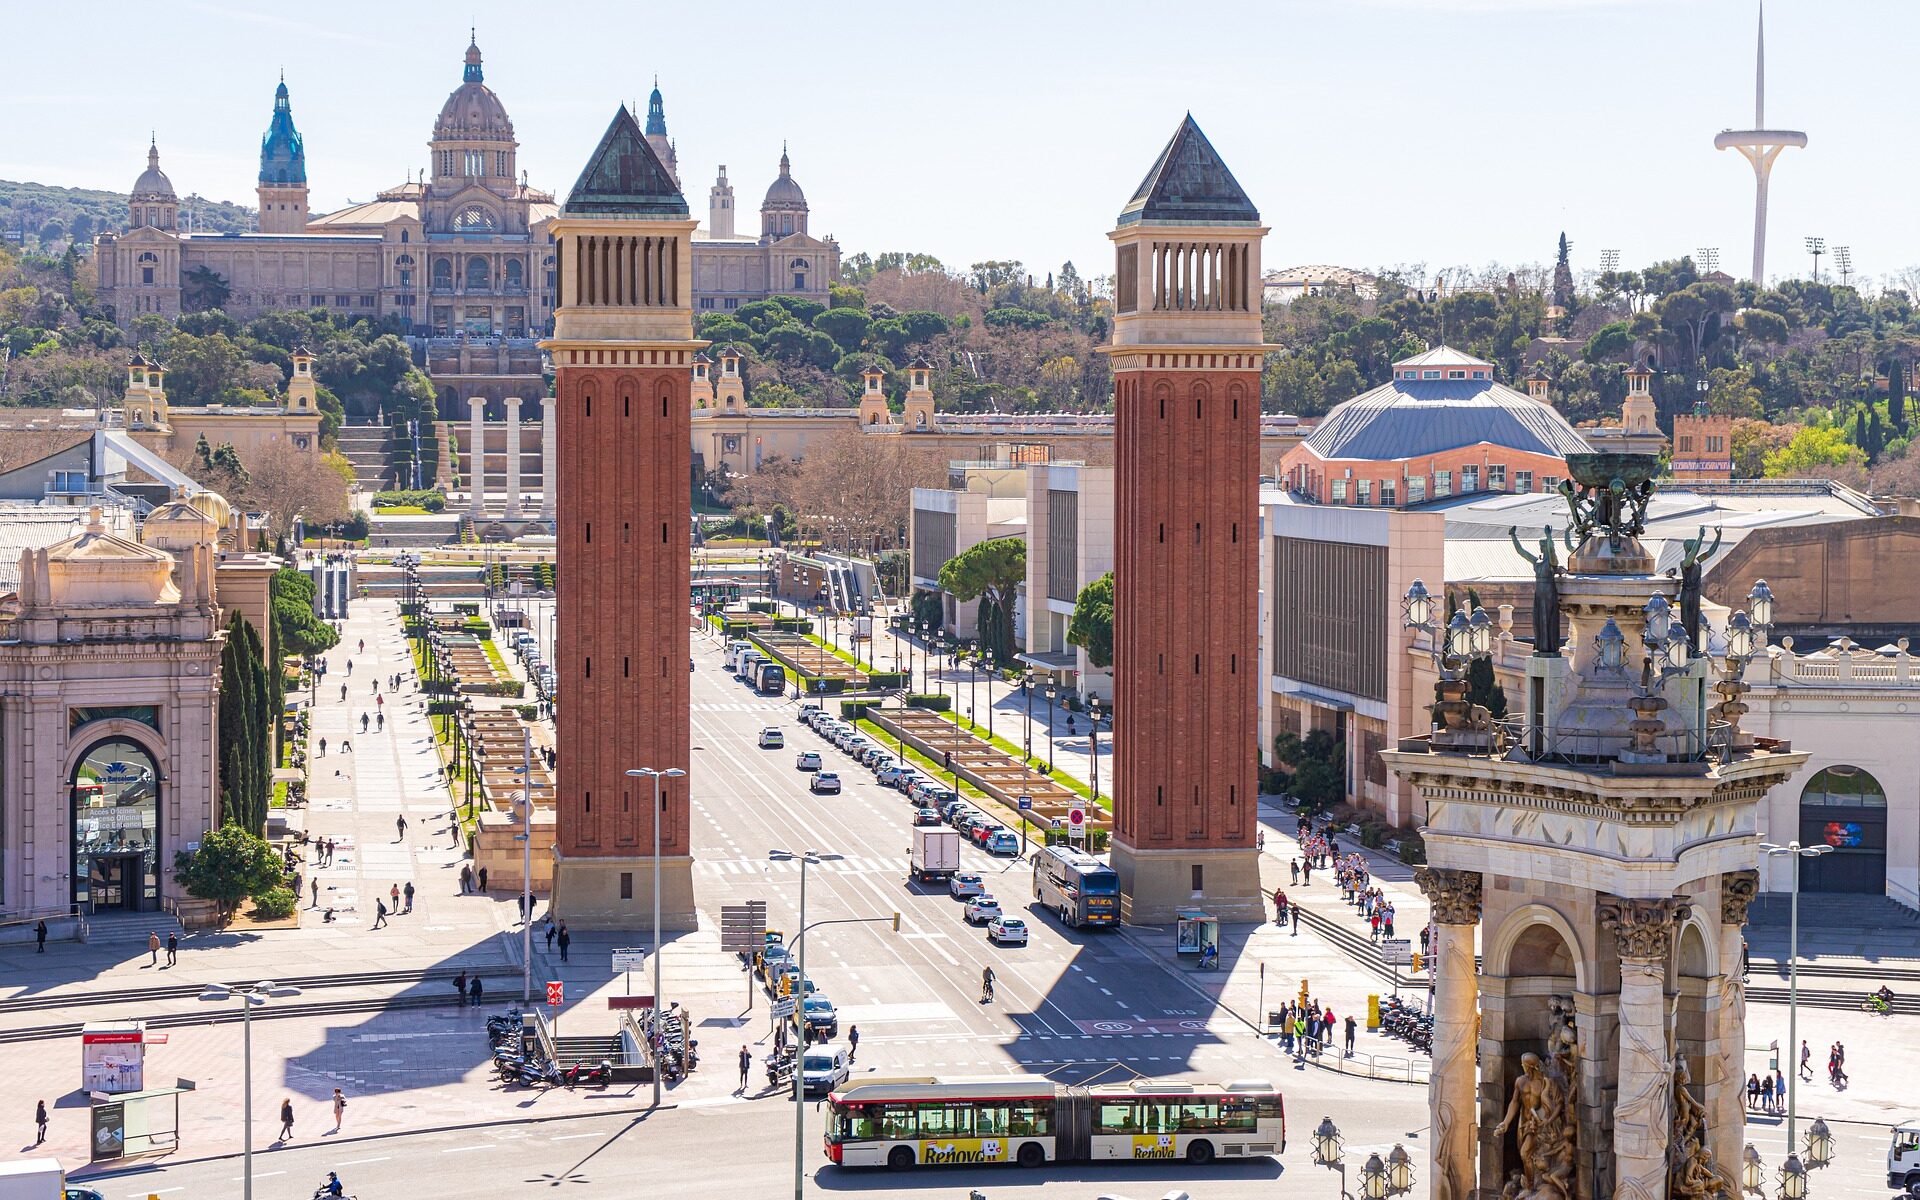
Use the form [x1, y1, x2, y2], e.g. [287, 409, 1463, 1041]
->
[891, 912, 901, 933]
[1411, 950, 1425, 972]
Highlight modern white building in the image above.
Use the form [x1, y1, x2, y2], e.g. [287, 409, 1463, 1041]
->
[908, 464, 1028, 640]
[1019, 463, 1115, 701]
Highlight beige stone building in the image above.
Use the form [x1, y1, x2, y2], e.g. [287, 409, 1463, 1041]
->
[120, 348, 322, 461]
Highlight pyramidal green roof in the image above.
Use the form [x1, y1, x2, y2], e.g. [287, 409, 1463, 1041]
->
[562, 105, 688, 219]
[1117, 114, 1260, 227]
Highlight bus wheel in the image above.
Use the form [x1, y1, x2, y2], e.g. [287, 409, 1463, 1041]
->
[887, 1146, 915, 1171]
[1186, 1140, 1215, 1165]
[1060, 905, 1072, 927]
[1017, 1141, 1045, 1168]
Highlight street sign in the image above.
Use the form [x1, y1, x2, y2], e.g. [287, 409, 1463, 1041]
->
[720, 901, 769, 954]
[1068, 803, 1085, 826]
[770, 997, 796, 1019]
[1380, 938, 1413, 965]
[611, 948, 647, 972]
[546, 980, 564, 1007]
[1017, 796, 1033, 810]
[607, 996, 656, 1010]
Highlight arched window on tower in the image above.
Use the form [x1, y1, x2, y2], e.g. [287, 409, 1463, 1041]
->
[464, 150, 485, 177]
[466, 257, 490, 290]
[138, 251, 157, 286]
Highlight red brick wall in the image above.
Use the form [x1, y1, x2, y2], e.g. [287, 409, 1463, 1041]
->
[1279, 445, 1571, 504]
[554, 365, 691, 858]
[1112, 367, 1259, 851]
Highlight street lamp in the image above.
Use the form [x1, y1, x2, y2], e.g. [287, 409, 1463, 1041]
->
[1743, 1144, 1766, 1194]
[1044, 682, 1058, 770]
[1386, 1144, 1415, 1196]
[770, 847, 842, 1200]
[1021, 672, 1035, 762]
[1312, 1116, 1348, 1199]
[1760, 839, 1833, 1152]
[1360, 1152, 1390, 1200]
[626, 764, 688, 1108]
[1779, 1154, 1809, 1200]
[1594, 617, 1629, 675]
[1088, 697, 1106, 803]
[199, 981, 301, 1200]
[1804, 1118, 1834, 1169]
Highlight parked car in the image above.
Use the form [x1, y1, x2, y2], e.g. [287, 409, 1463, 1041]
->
[800, 1046, 851, 1094]
[797, 704, 823, 728]
[795, 751, 823, 772]
[939, 798, 971, 823]
[810, 771, 842, 795]
[759, 727, 785, 749]
[986, 830, 1020, 856]
[948, 872, 985, 898]
[987, 916, 1029, 946]
[858, 745, 893, 768]
[867, 755, 901, 779]
[912, 806, 942, 827]
[877, 763, 917, 788]
[911, 781, 956, 807]
[969, 822, 1000, 848]
[949, 806, 981, 831]
[964, 895, 1003, 924]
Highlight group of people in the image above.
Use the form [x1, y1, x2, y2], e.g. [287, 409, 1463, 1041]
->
[1274, 998, 1353, 1058]
[1745, 1067, 1792, 1111]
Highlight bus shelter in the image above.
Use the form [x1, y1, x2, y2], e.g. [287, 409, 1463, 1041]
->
[1174, 910, 1218, 956]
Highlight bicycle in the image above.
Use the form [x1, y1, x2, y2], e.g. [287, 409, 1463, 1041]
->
[1861, 995, 1894, 1016]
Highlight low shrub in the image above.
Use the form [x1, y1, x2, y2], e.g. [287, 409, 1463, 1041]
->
[371, 489, 447, 512]
[747, 600, 776, 614]
[250, 886, 297, 920]
[905, 693, 952, 711]
[866, 672, 909, 689]
[840, 700, 871, 720]
[515, 704, 539, 720]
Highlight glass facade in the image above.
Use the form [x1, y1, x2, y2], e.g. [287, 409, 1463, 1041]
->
[72, 737, 162, 911]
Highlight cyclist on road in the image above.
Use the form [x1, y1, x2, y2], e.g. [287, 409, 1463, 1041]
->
[981, 966, 995, 1004]
[318, 1171, 345, 1198]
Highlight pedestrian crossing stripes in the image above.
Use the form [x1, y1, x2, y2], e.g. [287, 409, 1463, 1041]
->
[695, 854, 905, 877]
[691, 701, 785, 713]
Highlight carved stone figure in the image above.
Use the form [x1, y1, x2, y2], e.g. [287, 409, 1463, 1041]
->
[1677, 526, 1724, 649]
[1511, 525, 1564, 656]
[1494, 1052, 1577, 1200]
[1414, 867, 1484, 925]
[1720, 870, 1759, 926]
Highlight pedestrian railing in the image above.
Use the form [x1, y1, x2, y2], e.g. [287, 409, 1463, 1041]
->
[1274, 1036, 1430, 1086]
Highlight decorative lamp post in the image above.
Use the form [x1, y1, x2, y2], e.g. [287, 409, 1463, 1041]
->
[1743, 1145, 1766, 1195]
[1312, 1116, 1348, 1199]
[769, 846, 843, 1200]
[1360, 1152, 1390, 1200]
[1385, 1144, 1415, 1196]
[1088, 697, 1105, 802]
[1712, 581, 1775, 747]
[1594, 617, 1629, 675]
[199, 981, 302, 1200]
[1021, 672, 1035, 762]
[1044, 682, 1058, 771]
[625, 765, 689, 1107]
[1804, 1118, 1833, 1170]
[1779, 1154, 1809, 1200]
[1403, 580, 1498, 742]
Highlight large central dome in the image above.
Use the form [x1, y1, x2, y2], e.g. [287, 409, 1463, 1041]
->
[433, 38, 515, 143]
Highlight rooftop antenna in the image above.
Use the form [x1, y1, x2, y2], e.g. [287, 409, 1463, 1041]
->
[1805, 236, 1825, 282]
[1696, 247, 1721, 274]
[1833, 246, 1853, 287]
[1599, 249, 1622, 274]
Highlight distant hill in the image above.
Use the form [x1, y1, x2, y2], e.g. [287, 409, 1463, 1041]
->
[0, 179, 255, 249]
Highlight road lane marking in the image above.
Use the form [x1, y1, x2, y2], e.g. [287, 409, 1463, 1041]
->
[549, 1132, 602, 1140]
[339, 1157, 391, 1165]
[441, 1144, 494, 1153]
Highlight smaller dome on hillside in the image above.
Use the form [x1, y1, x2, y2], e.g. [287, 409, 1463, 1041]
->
[132, 139, 175, 200]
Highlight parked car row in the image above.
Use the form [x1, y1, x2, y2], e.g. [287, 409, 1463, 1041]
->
[507, 627, 556, 698]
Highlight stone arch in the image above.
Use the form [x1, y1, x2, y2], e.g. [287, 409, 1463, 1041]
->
[465, 256, 490, 289]
[1485, 903, 1590, 992]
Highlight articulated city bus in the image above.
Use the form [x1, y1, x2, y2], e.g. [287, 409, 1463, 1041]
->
[824, 1077, 1284, 1171]
[1031, 843, 1120, 927]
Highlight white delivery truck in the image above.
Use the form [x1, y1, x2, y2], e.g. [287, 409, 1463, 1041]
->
[0, 1159, 67, 1200]
[1889, 1122, 1920, 1196]
[910, 826, 961, 884]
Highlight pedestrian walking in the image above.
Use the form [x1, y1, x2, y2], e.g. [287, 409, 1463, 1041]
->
[148, 930, 160, 965]
[278, 1098, 294, 1140]
[454, 972, 467, 1005]
[340, 684, 348, 701]
[1344, 1014, 1357, 1055]
[318, 737, 327, 757]
[372, 899, 388, 929]
[1290, 860, 1300, 886]
[35, 1099, 48, 1144]
[403, 881, 415, 913]
[1291, 906, 1300, 935]
[376, 712, 384, 732]
[357, 639, 364, 654]
[166, 932, 178, 966]
[360, 713, 369, 733]
[331, 1088, 346, 1133]
[545, 921, 557, 951]
[738, 1045, 751, 1092]
[34, 920, 47, 953]
[1800, 1039, 1811, 1080]
[311, 879, 320, 907]
[558, 922, 571, 962]
[390, 883, 401, 913]
[848, 1024, 860, 1062]
[468, 976, 483, 1008]
[773, 1020, 787, 1054]
[477, 866, 489, 891]
[459, 864, 473, 894]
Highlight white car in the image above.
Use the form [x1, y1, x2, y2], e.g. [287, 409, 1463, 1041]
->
[987, 916, 1029, 946]
[759, 727, 785, 749]
[948, 872, 985, 898]
[795, 751, 822, 771]
[964, 895, 1003, 924]
[877, 764, 917, 788]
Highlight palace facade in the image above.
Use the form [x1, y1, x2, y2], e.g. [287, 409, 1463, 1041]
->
[95, 40, 837, 343]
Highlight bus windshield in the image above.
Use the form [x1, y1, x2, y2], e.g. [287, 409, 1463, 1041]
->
[1080, 869, 1119, 894]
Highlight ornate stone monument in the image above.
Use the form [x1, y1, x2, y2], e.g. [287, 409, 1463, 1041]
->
[1385, 455, 1807, 1200]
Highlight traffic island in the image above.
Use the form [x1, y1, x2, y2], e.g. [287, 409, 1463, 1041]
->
[862, 705, 1107, 840]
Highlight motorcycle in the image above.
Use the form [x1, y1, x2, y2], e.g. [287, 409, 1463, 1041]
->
[765, 1047, 797, 1088]
[563, 1059, 614, 1088]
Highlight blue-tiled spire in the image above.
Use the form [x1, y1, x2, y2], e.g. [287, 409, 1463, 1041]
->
[645, 77, 668, 138]
[463, 33, 484, 83]
[258, 73, 306, 185]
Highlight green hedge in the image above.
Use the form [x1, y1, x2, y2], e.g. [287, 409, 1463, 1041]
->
[802, 676, 847, 695]
[371, 489, 447, 512]
[906, 693, 952, 711]
[747, 600, 777, 614]
[840, 700, 872, 720]
[426, 699, 465, 715]
[452, 602, 480, 616]
[866, 672, 908, 689]
[770, 618, 815, 634]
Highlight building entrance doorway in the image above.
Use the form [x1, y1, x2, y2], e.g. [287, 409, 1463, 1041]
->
[88, 854, 144, 911]
[72, 736, 162, 912]
[1798, 765, 1888, 895]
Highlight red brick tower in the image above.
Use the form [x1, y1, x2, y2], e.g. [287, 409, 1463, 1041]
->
[1105, 116, 1269, 923]
[541, 107, 702, 928]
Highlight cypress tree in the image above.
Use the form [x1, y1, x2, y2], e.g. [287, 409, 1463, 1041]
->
[217, 611, 273, 834]
[1891, 363, 1909, 433]
[1854, 408, 1869, 457]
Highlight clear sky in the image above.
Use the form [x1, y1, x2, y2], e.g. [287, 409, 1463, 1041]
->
[3, 0, 1903, 288]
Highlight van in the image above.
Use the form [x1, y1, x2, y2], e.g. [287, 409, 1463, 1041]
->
[800, 1046, 850, 1094]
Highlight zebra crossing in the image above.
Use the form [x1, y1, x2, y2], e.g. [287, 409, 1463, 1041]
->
[695, 853, 906, 877]
[691, 701, 786, 713]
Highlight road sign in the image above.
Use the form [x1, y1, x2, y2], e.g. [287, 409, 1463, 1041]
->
[546, 980, 564, 1007]
[770, 997, 796, 1019]
[1017, 795, 1033, 810]
[1068, 804, 1085, 826]
[1380, 938, 1413, 965]
[607, 996, 656, 1011]
[611, 948, 647, 972]
[721, 901, 769, 954]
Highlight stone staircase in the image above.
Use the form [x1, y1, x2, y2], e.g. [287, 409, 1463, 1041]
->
[1748, 892, 1920, 930]
[367, 514, 463, 550]
[338, 420, 392, 490]
[551, 1033, 625, 1070]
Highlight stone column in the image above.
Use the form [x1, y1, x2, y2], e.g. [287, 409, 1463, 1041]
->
[540, 397, 556, 521]
[1416, 867, 1483, 1200]
[504, 396, 523, 519]
[1712, 872, 1759, 1182]
[1599, 895, 1689, 1200]
[467, 397, 486, 517]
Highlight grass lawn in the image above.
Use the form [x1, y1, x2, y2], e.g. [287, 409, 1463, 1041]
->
[370, 504, 437, 516]
[271, 779, 289, 809]
[480, 637, 510, 679]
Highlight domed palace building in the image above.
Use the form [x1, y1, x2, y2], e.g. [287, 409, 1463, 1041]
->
[95, 40, 836, 411]
[1277, 346, 1592, 507]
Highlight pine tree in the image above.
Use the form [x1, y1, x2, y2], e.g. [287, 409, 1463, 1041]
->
[1855, 408, 1869, 457]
